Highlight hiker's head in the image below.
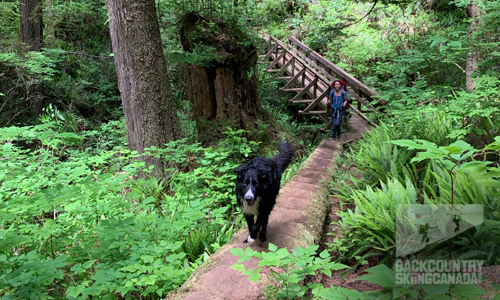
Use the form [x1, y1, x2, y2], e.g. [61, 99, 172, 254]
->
[333, 80, 342, 90]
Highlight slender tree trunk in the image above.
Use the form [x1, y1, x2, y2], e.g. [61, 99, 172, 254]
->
[19, 0, 44, 116]
[465, 3, 480, 91]
[106, 0, 183, 178]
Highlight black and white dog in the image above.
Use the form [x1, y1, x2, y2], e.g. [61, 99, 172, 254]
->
[234, 141, 294, 244]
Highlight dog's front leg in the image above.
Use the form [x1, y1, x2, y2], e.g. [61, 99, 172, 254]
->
[243, 214, 256, 244]
[256, 214, 269, 242]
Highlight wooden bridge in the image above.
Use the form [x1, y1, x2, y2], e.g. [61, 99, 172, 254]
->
[259, 34, 384, 129]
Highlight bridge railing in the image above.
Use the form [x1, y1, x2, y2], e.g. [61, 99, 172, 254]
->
[259, 34, 381, 127]
[286, 36, 385, 111]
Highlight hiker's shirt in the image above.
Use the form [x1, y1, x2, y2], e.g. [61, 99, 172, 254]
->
[329, 89, 346, 118]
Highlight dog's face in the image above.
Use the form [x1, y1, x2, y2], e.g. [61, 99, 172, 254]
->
[234, 166, 269, 208]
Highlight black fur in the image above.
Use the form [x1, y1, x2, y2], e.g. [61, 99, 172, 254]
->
[234, 141, 294, 243]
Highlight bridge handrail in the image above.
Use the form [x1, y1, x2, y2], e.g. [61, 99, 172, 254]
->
[260, 34, 379, 127]
[287, 36, 385, 106]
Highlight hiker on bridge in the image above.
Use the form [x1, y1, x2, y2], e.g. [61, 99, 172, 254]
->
[327, 80, 348, 141]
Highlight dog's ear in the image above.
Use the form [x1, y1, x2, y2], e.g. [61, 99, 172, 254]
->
[234, 166, 244, 174]
[259, 165, 272, 173]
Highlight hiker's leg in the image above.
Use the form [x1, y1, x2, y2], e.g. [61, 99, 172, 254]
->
[332, 109, 342, 140]
[331, 110, 337, 139]
[338, 110, 345, 138]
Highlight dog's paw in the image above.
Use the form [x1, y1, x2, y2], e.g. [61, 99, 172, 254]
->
[259, 235, 267, 242]
[244, 234, 255, 244]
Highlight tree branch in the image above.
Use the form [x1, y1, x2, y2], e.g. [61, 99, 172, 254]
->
[339, 0, 379, 29]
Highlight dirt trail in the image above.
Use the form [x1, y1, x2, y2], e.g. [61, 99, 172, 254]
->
[167, 114, 371, 300]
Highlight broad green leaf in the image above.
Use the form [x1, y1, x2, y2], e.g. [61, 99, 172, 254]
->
[230, 263, 245, 272]
[275, 248, 290, 259]
[357, 264, 395, 288]
[461, 205, 484, 226]
[259, 251, 281, 267]
[338, 287, 362, 299]
[142, 276, 157, 285]
[478, 178, 500, 187]
[443, 146, 462, 155]
[0, 236, 31, 251]
[450, 284, 488, 298]
[459, 161, 489, 173]
[82, 260, 96, 269]
[242, 268, 262, 282]
[230, 248, 245, 257]
[66, 285, 85, 298]
[268, 243, 278, 252]
[313, 286, 348, 300]
[70, 263, 82, 272]
[319, 249, 330, 259]
[411, 151, 446, 163]
[448, 140, 475, 151]
[485, 167, 500, 177]
[248, 272, 261, 283]
[121, 265, 138, 272]
[421, 284, 450, 295]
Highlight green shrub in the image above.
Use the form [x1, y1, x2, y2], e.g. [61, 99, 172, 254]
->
[347, 123, 414, 187]
[334, 177, 419, 265]
[230, 243, 349, 299]
[0, 124, 257, 299]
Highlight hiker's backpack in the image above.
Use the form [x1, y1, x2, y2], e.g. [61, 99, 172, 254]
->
[330, 80, 348, 93]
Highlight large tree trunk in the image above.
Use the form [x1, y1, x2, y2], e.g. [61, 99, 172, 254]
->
[19, 0, 44, 116]
[106, 0, 183, 178]
[180, 12, 260, 138]
[19, 0, 43, 51]
[465, 3, 480, 91]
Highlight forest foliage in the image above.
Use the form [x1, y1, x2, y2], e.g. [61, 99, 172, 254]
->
[1, 0, 499, 299]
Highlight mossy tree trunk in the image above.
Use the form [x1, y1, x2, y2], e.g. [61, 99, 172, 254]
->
[180, 12, 261, 139]
[106, 0, 183, 178]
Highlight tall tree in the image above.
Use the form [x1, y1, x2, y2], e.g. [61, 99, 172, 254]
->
[19, 0, 44, 116]
[106, 0, 183, 178]
[465, 2, 480, 91]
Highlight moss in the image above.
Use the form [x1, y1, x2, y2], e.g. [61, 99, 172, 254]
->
[178, 11, 257, 68]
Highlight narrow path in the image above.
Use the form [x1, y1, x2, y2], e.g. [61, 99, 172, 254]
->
[167, 115, 371, 300]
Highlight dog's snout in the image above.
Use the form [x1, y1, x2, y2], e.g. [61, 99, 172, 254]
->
[244, 189, 254, 202]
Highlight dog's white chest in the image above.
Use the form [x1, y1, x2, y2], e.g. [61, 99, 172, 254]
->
[241, 197, 261, 216]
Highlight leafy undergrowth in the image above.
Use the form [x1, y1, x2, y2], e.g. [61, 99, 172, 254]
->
[0, 121, 275, 299]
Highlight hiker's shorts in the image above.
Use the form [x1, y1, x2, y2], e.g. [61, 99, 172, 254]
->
[331, 108, 344, 129]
